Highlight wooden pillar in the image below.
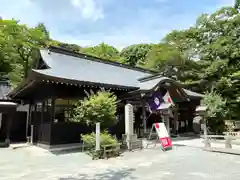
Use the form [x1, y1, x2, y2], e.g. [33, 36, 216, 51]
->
[50, 98, 55, 123]
[5, 112, 12, 146]
[41, 100, 45, 123]
[187, 110, 194, 132]
[142, 101, 147, 133]
[26, 103, 32, 139]
[67, 100, 71, 122]
[34, 103, 37, 124]
[173, 108, 178, 134]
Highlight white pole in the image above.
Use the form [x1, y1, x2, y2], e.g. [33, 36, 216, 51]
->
[30, 125, 34, 144]
[95, 122, 100, 151]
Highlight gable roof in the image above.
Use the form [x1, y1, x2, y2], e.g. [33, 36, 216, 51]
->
[137, 76, 204, 98]
[8, 46, 204, 100]
[34, 47, 154, 88]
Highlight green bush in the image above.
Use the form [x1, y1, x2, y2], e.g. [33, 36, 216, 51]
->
[81, 131, 119, 159]
[81, 130, 118, 148]
[201, 90, 227, 133]
[70, 91, 117, 128]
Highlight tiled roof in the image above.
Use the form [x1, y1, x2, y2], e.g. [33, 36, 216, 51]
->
[137, 76, 203, 98]
[8, 46, 204, 99]
[138, 77, 175, 90]
[183, 89, 204, 98]
[35, 49, 153, 88]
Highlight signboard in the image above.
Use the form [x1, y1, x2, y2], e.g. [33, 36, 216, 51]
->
[154, 123, 172, 150]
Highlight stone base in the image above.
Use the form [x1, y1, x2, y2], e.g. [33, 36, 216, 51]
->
[37, 142, 85, 153]
[0, 140, 9, 148]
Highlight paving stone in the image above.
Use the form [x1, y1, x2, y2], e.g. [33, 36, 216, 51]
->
[1, 142, 240, 180]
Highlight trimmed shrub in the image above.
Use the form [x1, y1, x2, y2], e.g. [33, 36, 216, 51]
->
[81, 131, 118, 159]
[81, 130, 118, 148]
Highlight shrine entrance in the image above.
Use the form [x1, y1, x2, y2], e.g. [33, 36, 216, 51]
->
[120, 77, 203, 137]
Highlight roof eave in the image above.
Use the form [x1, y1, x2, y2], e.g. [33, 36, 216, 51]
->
[7, 70, 37, 98]
[32, 69, 140, 90]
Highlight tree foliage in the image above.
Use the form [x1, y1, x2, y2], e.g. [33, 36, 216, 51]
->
[70, 91, 117, 128]
[201, 91, 227, 119]
[235, 0, 240, 9]
[0, 19, 46, 81]
[143, 7, 240, 119]
[81, 43, 122, 62]
[201, 91, 227, 132]
[0, 5, 240, 120]
[120, 44, 152, 66]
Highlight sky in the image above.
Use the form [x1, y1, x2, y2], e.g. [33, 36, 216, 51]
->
[0, 0, 235, 49]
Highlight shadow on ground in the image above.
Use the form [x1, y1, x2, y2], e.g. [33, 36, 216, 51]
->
[172, 144, 187, 147]
[50, 148, 84, 156]
[171, 136, 199, 142]
[59, 168, 136, 180]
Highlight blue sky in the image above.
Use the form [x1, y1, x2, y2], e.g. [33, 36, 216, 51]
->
[0, 0, 234, 49]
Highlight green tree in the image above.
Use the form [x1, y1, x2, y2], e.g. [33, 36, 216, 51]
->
[235, 0, 240, 9]
[0, 19, 23, 82]
[153, 7, 240, 119]
[1, 19, 47, 78]
[194, 7, 240, 119]
[0, 22, 13, 79]
[35, 23, 50, 40]
[70, 91, 117, 128]
[120, 44, 152, 66]
[59, 42, 82, 52]
[201, 91, 227, 133]
[143, 43, 199, 83]
[144, 43, 184, 71]
[81, 43, 122, 62]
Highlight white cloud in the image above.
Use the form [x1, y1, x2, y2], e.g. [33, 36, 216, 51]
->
[0, 0, 43, 26]
[70, 0, 104, 21]
[0, 0, 235, 49]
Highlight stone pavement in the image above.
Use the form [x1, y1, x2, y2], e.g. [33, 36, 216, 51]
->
[1, 142, 240, 180]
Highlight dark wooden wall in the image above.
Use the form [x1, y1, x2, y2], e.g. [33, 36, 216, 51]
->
[0, 112, 27, 142]
[37, 122, 94, 145]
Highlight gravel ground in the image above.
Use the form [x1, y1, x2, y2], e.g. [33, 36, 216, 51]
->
[1, 140, 240, 180]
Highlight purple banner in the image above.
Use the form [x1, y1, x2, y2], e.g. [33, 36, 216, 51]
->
[148, 91, 164, 111]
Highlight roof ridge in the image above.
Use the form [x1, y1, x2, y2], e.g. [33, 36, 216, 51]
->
[138, 73, 169, 82]
[48, 46, 156, 74]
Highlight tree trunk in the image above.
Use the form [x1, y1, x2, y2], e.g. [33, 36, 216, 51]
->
[24, 59, 29, 78]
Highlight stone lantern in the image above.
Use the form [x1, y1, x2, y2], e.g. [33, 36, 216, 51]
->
[195, 105, 209, 148]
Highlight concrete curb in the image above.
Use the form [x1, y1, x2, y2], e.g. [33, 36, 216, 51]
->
[203, 147, 240, 156]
